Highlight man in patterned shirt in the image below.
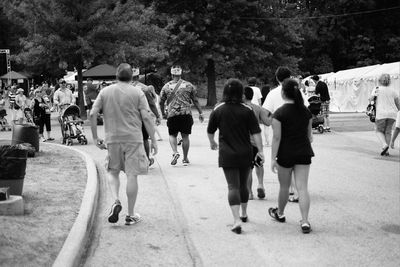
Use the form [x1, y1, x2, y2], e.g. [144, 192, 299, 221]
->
[159, 65, 204, 166]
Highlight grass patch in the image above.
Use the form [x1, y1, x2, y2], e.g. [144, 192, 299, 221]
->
[0, 144, 86, 266]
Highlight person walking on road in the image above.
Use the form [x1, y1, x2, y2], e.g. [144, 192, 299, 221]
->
[132, 66, 161, 167]
[248, 77, 262, 106]
[90, 63, 158, 225]
[159, 65, 204, 166]
[262, 67, 302, 203]
[243, 86, 269, 200]
[268, 78, 314, 234]
[311, 75, 331, 131]
[369, 74, 400, 156]
[207, 79, 264, 234]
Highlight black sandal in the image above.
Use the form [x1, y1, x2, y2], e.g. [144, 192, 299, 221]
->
[257, 188, 265, 199]
[231, 225, 242, 234]
[240, 216, 248, 223]
[381, 146, 389, 156]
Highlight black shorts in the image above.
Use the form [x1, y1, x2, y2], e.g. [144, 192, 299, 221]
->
[277, 156, 312, 168]
[167, 114, 194, 136]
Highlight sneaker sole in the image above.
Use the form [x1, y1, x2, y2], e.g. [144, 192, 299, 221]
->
[108, 204, 122, 223]
[125, 217, 142, 225]
[171, 154, 180, 165]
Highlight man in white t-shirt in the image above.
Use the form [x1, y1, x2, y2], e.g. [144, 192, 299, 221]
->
[248, 77, 262, 106]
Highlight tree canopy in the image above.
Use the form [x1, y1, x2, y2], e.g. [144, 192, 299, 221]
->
[0, 0, 399, 105]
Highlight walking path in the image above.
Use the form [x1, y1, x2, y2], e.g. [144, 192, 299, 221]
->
[1, 112, 399, 266]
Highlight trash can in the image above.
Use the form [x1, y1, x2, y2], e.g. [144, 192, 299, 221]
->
[12, 124, 39, 152]
[0, 145, 28, 195]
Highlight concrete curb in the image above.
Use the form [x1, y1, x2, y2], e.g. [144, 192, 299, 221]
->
[49, 143, 99, 267]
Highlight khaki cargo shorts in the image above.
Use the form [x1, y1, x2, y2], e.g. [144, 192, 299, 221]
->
[105, 142, 148, 176]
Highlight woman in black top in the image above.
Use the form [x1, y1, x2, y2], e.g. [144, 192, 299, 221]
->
[268, 79, 314, 234]
[207, 79, 264, 234]
[31, 89, 54, 141]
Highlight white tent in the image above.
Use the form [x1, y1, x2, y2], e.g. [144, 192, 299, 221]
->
[320, 62, 400, 112]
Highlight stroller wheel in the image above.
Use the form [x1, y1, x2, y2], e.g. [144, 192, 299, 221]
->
[318, 125, 324, 133]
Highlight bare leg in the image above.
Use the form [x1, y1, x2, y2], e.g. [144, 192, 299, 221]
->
[376, 130, 388, 148]
[247, 171, 253, 199]
[263, 125, 270, 146]
[126, 175, 139, 216]
[181, 133, 190, 161]
[255, 166, 264, 189]
[384, 120, 395, 148]
[107, 170, 120, 201]
[390, 128, 400, 149]
[241, 202, 248, 218]
[293, 164, 311, 223]
[277, 166, 292, 215]
[230, 205, 241, 227]
[169, 134, 178, 154]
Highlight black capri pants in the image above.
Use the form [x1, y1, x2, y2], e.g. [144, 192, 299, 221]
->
[35, 114, 51, 134]
[222, 167, 251, 206]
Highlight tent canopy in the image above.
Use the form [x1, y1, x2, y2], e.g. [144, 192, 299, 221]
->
[0, 71, 29, 80]
[78, 64, 117, 80]
[361, 62, 400, 79]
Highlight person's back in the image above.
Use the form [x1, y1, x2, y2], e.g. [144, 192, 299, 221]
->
[374, 85, 400, 120]
[98, 82, 148, 144]
[211, 102, 256, 166]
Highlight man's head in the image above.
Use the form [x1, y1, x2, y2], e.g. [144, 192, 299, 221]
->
[248, 77, 257, 86]
[116, 63, 133, 82]
[244, 86, 254, 101]
[171, 65, 182, 81]
[223, 78, 244, 104]
[87, 78, 93, 84]
[60, 79, 66, 88]
[311, 75, 320, 82]
[132, 67, 140, 81]
[275, 67, 291, 84]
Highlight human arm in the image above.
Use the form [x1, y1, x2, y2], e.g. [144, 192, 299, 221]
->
[271, 118, 281, 173]
[89, 93, 106, 149]
[308, 118, 313, 143]
[207, 110, 218, 149]
[159, 85, 167, 119]
[144, 89, 160, 124]
[190, 85, 204, 122]
[259, 107, 271, 126]
[139, 93, 158, 155]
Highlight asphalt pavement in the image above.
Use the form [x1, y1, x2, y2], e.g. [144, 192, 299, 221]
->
[1, 110, 399, 266]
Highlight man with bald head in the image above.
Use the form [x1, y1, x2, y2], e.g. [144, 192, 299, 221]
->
[90, 63, 158, 225]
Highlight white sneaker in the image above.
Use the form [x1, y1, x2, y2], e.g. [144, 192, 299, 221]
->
[125, 213, 142, 225]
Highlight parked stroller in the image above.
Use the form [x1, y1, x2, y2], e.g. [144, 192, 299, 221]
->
[60, 104, 88, 145]
[0, 109, 11, 131]
[307, 95, 325, 133]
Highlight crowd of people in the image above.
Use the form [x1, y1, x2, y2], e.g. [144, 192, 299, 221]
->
[1, 63, 399, 235]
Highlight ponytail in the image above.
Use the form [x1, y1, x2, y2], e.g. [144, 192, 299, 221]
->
[282, 78, 305, 109]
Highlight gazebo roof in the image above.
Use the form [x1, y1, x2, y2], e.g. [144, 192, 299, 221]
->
[80, 64, 117, 80]
[0, 71, 28, 80]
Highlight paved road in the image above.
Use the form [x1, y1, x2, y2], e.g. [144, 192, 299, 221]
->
[1, 112, 399, 266]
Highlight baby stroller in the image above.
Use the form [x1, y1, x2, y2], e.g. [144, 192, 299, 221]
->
[60, 104, 88, 145]
[24, 107, 35, 125]
[0, 109, 11, 131]
[307, 95, 325, 133]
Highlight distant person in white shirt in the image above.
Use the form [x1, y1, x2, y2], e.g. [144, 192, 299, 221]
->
[248, 77, 262, 106]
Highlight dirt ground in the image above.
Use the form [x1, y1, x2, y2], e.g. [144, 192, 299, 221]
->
[0, 143, 87, 267]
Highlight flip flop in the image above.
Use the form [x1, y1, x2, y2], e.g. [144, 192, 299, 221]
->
[231, 225, 242, 234]
[381, 146, 389, 156]
[240, 216, 248, 223]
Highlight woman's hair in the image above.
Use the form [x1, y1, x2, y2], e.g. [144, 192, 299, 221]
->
[378, 74, 391, 86]
[223, 78, 244, 104]
[282, 78, 305, 109]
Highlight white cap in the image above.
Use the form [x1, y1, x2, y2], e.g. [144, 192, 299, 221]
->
[132, 67, 140, 76]
[171, 66, 182, 75]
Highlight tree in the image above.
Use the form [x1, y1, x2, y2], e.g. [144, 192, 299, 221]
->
[3, 0, 167, 117]
[152, 0, 302, 106]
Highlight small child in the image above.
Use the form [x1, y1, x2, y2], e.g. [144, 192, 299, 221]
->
[390, 111, 400, 149]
